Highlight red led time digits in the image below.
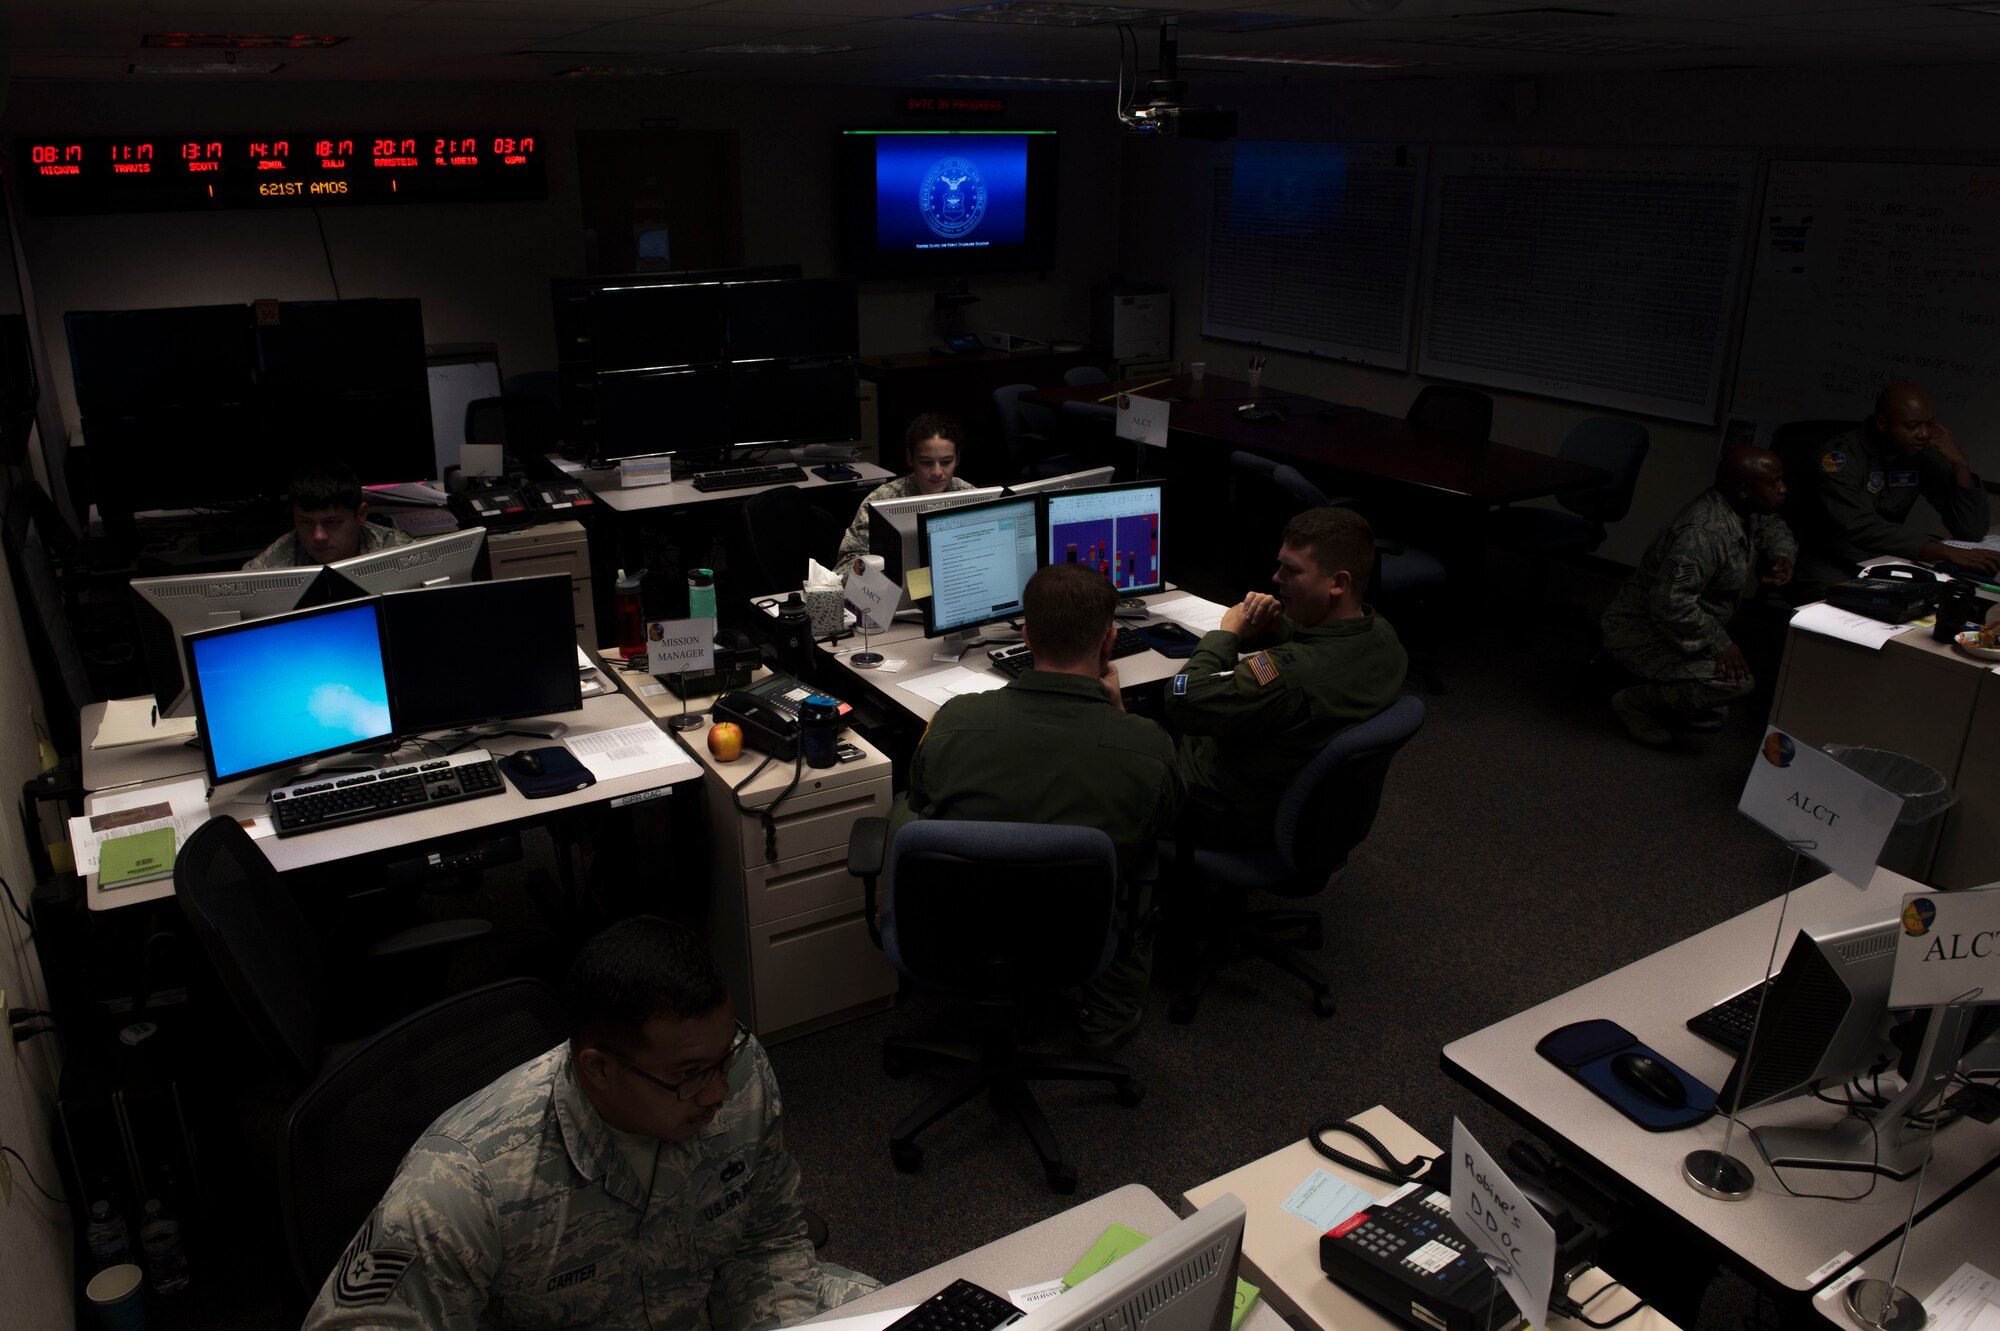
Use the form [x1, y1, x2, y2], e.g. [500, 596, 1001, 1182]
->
[180, 141, 223, 174]
[492, 136, 535, 165]
[250, 140, 290, 170]
[315, 139, 354, 168]
[29, 144, 83, 176]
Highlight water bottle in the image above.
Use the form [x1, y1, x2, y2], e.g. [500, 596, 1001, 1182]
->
[799, 696, 842, 769]
[614, 567, 649, 658]
[86, 1199, 132, 1270]
[688, 568, 717, 620]
[774, 592, 815, 682]
[139, 1197, 191, 1293]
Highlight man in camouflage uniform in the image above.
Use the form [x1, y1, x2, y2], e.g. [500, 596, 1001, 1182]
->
[244, 460, 412, 570]
[1791, 382, 1999, 596]
[305, 917, 877, 1330]
[1601, 446, 1796, 747]
[1163, 506, 1407, 830]
[889, 563, 1181, 1051]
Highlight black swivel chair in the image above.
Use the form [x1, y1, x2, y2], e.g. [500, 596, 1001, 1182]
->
[994, 383, 1087, 479]
[1406, 384, 1494, 443]
[282, 977, 571, 1298]
[1489, 416, 1651, 634]
[1062, 366, 1112, 388]
[1769, 418, 1853, 576]
[738, 483, 842, 594]
[1160, 695, 1425, 1021]
[1229, 451, 1448, 694]
[846, 818, 1143, 1193]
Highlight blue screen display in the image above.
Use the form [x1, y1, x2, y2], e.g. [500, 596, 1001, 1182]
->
[874, 135, 1029, 254]
[190, 602, 393, 781]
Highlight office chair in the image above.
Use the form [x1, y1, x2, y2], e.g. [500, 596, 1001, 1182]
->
[738, 483, 842, 593]
[1160, 695, 1425, 1022]
[174, 815, 495, 1086]
[1061, 365, 1112, 387]
[1488, 417, 1650, 634]
[1228, 451, 1448, 694]
[282, 976, 570, 1299]
[1406, 384, 1494, 443]
[846, 818, 1143, 1194]
[994, 383, 1086, 479]
[1769, 418, 1853, 566]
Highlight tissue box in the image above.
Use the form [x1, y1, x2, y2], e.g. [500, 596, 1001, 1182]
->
[803, 586, 846, 639]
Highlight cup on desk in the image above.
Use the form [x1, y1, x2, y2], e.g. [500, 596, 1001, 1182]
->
[1188, 361, 1205, 397]
[1245, 367, 1262, 402]
[86, 1264, 147, 1331]
[799, 696, 842, 769]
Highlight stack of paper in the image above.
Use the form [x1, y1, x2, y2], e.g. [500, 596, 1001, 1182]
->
[1148, 594, 1231, 636]
[1790, 601, 1916, 650]
[92, 697, 198, 750]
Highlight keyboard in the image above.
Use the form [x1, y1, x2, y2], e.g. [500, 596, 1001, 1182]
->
[881, 1280, 1021, 1331]
[689, 464, 810, 492]
[269, 750, 504, 837]
[1686, 983, 1761, 1052]
[988, 626, 1150, 678]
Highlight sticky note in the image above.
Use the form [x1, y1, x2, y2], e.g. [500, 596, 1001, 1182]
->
[907, 566, 933, 600]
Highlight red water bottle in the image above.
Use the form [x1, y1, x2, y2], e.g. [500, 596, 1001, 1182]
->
[615, 567, 648, 658]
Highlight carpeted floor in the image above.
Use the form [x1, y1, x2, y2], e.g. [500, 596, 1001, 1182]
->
[764, 563, 1798, 1331]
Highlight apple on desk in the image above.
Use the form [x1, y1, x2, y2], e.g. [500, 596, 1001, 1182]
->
[707, 721, 744, 762]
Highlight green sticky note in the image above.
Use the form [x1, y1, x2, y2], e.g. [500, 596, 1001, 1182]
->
[99, 827, 176, 890]
[1063, 1225, 1262, 1331]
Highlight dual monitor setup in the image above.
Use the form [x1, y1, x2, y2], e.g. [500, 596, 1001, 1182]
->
[1713, 904, 2000, 1179]
[865, 468, 1163, 656]
[129, 529, 581, 791]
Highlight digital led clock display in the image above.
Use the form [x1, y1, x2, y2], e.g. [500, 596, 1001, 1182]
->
[14, 132, 547, 215]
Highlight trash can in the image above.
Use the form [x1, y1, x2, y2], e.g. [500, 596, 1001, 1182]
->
[1824, 744, 1957, 883]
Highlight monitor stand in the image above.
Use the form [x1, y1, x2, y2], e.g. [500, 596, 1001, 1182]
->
[931, 625, 1022, 665]
[1751, 1003, 1977, 1180]
[432, 719, 570, 748]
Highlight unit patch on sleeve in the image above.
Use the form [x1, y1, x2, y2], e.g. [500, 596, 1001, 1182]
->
[1820, 449, 1847, 473]
[1172, 674, 1188, 695]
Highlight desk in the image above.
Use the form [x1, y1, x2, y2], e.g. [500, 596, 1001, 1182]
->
[810, 1183, 1288, 1331]
[1024, 375, 1607, 507]
[1770, 619, 1998, 888]
[1182, 1104, 1679, 1331]
[1440, 865, 2000, 1300]
[82, 691, 702, 911]
[1812, 1166, 2000, 1326]
[816, 588, 1205, 726]
[552, 455, 894, 515]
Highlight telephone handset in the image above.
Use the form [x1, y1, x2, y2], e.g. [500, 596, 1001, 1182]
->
[712, 672, 851, 760]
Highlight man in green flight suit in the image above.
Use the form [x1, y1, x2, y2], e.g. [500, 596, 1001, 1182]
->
[1163, 506, 1408, 834]
[306, 917, 878, 1330]
[890, 562, 1182, 1051]
[1601, 445, 1797, 748]
[1792, 381, 1999, 596]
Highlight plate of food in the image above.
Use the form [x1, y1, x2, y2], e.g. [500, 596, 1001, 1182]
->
[1953, 629, 2000, 660]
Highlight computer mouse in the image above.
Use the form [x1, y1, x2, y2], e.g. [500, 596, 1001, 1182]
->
[512, 750, 545, 776]
[1609, 1051, 1686, 1109]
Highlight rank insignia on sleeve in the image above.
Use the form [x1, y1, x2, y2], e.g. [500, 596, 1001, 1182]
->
[1820, 450, 1846, 473]
[332, 1217, 417, 1308]
[1172, 674, 1188, 695]
[1246, 652, 1280, 687]
[1867, 471, 1885, 494]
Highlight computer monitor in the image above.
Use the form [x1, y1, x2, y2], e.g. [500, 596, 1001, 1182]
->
[379, 575, 581, 740]
[727, 358, 860, 447]
[1730, 906, 2000, 1178]
[1006, 465, 1116, 497]
[325, 528, 488, 598]
[865, 485, 1009, 590]
[594, 365, 731, 461]
[131, 566, 328, 718]
[186, 599, 395, 788]
[1044, 481, 1165, 595]
[1013, 1196, 1244, 1331]
[586, 282, 728, 371]
[723, 278, 860, 360]
[255, 299, 436, 487]
[918, 494, 1039, 651]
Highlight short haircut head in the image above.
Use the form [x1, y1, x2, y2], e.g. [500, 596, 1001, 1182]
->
[565, 915, 728, 1055]
[1024, 562, 1117, 667]
[1282, 506, 1375, 584]
[904, 413, 965, 456]
[289, 460, 364, 513]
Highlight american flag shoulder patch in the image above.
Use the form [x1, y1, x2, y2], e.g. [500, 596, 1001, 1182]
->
[1246, 652, 1280, 687]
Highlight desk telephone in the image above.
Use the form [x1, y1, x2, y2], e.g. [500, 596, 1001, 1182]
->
[711, 673, 851, 759]
[452, 480, 594, 530]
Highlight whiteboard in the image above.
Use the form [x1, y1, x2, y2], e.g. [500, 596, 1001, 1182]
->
[1419, 146, 1757, 424]
[1730, 160, 2000, 477]
[1202, 143, 1426, 370]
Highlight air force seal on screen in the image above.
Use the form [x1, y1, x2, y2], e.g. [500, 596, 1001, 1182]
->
[919, 157, 987, 239]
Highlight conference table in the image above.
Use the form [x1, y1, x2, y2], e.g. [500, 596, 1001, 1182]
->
[1440, 863, 2000, 1309]
[1023, 374, 1609, 507]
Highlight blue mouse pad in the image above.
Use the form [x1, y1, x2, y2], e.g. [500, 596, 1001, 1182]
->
[500, 746, 597, 799]
[1134, 622, 1201, 657]
[1536, 1018, 1717, 1132]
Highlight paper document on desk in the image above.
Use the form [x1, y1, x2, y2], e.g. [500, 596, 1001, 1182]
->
[1923, 1263, 1998, 1331]
[1944, 534, 2000, 554]
[1280, 1168, 1382, 1232]
[69, 777, 212, 876]
[565, 724, 695, 782]
[1148, 594, 1231, 636]
[1790, 601, 1915, 649]
[897, 667, 1008, 709]
[93, 697, 198, 749]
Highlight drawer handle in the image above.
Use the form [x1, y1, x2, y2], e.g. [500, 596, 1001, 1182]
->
[770, 912, 860, 947]
[770, 793, 880, 828]
[764, 860, 848, 891]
